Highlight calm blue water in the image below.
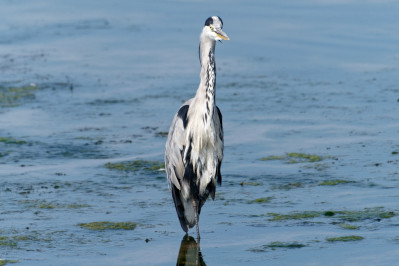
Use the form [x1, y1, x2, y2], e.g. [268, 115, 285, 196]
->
[1, 0, 399, 265]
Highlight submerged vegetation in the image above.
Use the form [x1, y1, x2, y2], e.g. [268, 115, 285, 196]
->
[249, 241, 306, 252]
[19, 199, 90, 209]
[268, 211, 321, 221]
[338, 223, 360, 230]
[0, 231, 51, 248]
[0, 84, 40, 107]
[0, 260, 19, 266]
[0, 137, 27, 145]
[260, 153, 324, 164]
[0, 236, 16, 247]
[105, 160, 164, 173]
[78, 221, 137, 231]
[248, 197, 273, 204]
[319, 179, 355, 186]
[326, 235, 364, 242]
[267, 207, 395, 223]
[240, 181, 262, 186]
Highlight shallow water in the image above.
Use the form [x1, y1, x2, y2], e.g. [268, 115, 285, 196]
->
[1, 0, 399, 265]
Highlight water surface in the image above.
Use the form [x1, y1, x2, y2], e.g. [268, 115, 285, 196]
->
[1, 0, 399, 265]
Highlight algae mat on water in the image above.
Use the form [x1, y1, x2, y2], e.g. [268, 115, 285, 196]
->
[260, 153, 324, 164]
[249, 241, 306, 252]
[0, 260, 19, 266]
[105, 160, 164, 173]
[326, 235, 364, 242]
[78, 221, 137, 231]
[318, 179, 356, 186]
[0, 137, 27, 145]
[0, 84, 39, 107]
[267, 207, 395, 222]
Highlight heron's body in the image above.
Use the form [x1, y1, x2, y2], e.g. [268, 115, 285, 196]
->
[165, 16, 229, 240]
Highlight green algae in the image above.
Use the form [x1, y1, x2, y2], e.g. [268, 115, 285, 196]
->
[286, 153, 323, 163]
[67, 203, 91, 209]
[267, 207, 395, 222]
[155, 131, 168, 137]
[19, 199, 90, 210]
[240, 181, 262, 186]
[249, 241, 306, 252]
[78, 221, 137, 231]
[0, 137, 27, 145]
[260, 152, 323, 164]
[0, 237, 16, 247]
[338, 223, 360, 230]
[303, 163, 329, 171]
[0, 84, 40, 107]
[248, 197, 273, 204]
[105, 160, 164, 173]
[336, 207, 395, 222]
[0, 232, 52, 251]
[268, 211, 321, 221]
[319, 179, 355, 186]
[0, 260, 19, 266]
[326, 235, 364, 242]
[260, 155, 284, 161]
[324, 211, 335, 217]
[273, 182, 304, 190]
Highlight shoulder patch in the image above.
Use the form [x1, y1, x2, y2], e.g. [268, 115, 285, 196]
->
[177, 105, 189, 129]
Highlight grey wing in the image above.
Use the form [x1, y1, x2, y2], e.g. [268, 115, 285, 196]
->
[165, 104, 191, 190]
[165, 102, 191, 232]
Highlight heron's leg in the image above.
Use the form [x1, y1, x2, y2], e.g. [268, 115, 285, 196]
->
[192, 199, 200, 242]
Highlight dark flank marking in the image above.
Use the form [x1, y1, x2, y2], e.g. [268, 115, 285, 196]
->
[205, 181, 216, 201]
[177, 105, 189, 128]
[216, 106, 224, 141]
[204, 17, 213, 26]
[216, 106, 223, 185]
[184, 139, 192, 164]
[204, 113, 207, 122]
[216, 160, 222, 185]
[183, 139, 196, 184]
[180, 145, 185, 159]
[206, 102, 209, 113]
[183, 160, 200, 203]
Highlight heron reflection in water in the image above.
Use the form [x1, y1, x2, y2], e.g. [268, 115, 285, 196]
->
[165, 16, 229, 241]
[176, 235, 206, 266]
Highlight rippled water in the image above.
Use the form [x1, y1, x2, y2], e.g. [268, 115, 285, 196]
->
[1, 0, 399, 265]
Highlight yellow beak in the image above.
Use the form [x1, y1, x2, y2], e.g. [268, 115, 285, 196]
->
[215, 29, 230, 41]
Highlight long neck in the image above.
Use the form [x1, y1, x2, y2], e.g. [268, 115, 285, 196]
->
[197, 36, 216, 115]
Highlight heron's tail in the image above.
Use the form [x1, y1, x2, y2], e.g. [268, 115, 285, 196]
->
[171, 185, 197, 231]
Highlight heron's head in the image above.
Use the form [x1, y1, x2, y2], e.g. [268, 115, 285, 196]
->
[202, 16, 229, 41]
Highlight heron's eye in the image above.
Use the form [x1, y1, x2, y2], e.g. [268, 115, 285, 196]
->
[209, 26, 214, 31]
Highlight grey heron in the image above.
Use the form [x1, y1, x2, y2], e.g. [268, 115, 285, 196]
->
[165, 16, 229, 241]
